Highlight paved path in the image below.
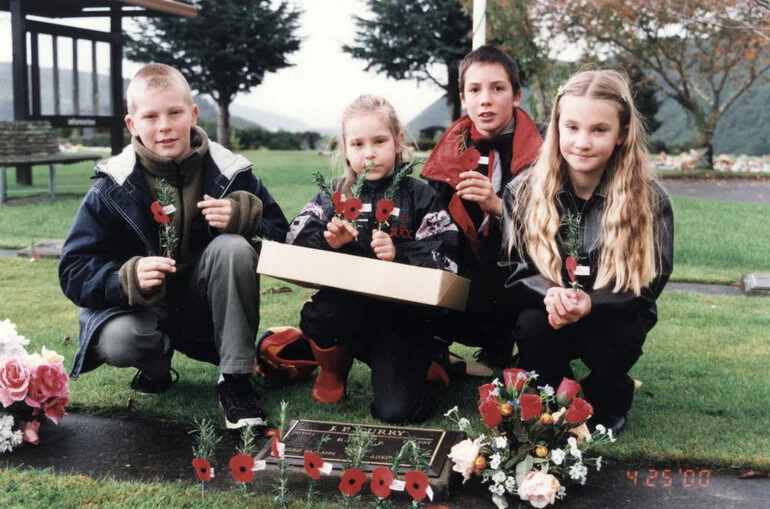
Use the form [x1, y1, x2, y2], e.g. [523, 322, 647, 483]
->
[662, 178, 770, 205]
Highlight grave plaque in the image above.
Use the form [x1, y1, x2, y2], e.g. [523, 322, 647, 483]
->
[258, 419, 464, 478]
[741, 273, 770, 295]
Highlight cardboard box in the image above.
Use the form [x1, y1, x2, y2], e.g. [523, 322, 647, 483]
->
[257, 241, 470, 311]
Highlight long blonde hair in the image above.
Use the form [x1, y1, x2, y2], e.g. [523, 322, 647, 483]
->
[332, 94, 408, 197]
[509, 69, 660, 295]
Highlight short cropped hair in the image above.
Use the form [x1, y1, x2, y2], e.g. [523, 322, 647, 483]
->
[459, 45, 521, 94]
[126, 63, 193, 115]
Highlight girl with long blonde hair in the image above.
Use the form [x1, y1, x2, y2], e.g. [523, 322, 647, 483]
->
[502, 69, 674, 435]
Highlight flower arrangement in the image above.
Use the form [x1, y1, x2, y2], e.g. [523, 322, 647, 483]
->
[151, 178, 179, 258]
[444, 370, 616, 508]
[312, 162, 375, 225]
[0, 318, 70, 453]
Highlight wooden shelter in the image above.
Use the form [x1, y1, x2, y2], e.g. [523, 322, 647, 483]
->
[1, 0, 196, 164]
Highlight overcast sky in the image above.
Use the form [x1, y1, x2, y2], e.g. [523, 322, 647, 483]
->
[0, 0, 446, 130]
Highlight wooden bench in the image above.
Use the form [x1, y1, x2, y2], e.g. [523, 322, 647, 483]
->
[0, 121, 102, 206]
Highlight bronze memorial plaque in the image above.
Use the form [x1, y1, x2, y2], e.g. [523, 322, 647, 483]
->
[262, 419, 464, 478]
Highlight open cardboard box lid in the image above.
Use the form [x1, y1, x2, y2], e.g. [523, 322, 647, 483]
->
[257, 241, 470, 311]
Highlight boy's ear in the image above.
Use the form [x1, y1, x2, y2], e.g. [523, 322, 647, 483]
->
[512, 89, 523, 108]
[190, 104, 199, 125]
[124, 114, 136, 137]
[398, 130, 405, 144]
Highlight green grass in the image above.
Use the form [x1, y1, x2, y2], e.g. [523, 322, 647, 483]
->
[1, 149, 769, 504]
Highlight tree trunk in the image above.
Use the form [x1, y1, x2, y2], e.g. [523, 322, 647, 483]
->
[217, 97, 231, 149]
[700, 124, 715, 170]
[446, 63, 462, 123]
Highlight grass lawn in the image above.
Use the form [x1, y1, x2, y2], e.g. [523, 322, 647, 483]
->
[1, 150, 769, 505]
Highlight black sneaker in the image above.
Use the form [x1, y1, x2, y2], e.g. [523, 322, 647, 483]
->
[130, 368, 178, 395]
[217, 374, 267, 429]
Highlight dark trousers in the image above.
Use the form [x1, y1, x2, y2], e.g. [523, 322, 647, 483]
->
[299, 289, 439, 424]
[513, 307, 647, 416]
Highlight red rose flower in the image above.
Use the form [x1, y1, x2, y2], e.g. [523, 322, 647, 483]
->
[565, 255, 578, 282]
[556, 378, 581, 406]
[478, 383, 496, 402]
[371, 466, 394, 499]
[339, 467, 367, 496]
[151, 201, 170, 224]
[375, 199, 395, 223]
[518, 393, 543, 421]
[192, 457, 212, 482]
[303, 451, 324, 480]
[565, 397, 594, 424]
[479, 398, 502, 427]
[405, 470, 430, 501]
[502, 368, 527, 391]
[342, 197, 363, 221]
[459, 147, 481, 171]
[229, 453, 255, 483]
[332, 191, 345, 215]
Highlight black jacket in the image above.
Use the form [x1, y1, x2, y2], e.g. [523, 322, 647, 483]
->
[500, 171, 674, 331]
[287, 172, 459, 272]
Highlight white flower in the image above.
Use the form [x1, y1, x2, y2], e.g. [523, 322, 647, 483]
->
[0, 319, 30, 359]
[550, 448, 566, 465]
[538, 384, 555, 397]
[505, 476, 516, 494]
[557, 486, 567, 498]
[595, 456, 602, 471]
[492, 494, 509, 509]
[595, 424, 607, 435]
[474, 434, 487, 445]
[25, 346, 65, 368]
[458, 418, 470, 431]
[607, 429, 615, 442]
[448, 439, 481, 483]
[568, 463, 588, 484]
[494, 436, 508, 449]
[0, 413, 23, 453]
[492, 377, 503, 387]
[569, 447, 582, 460]
[489, 483, 506, 496]
[444, 405, 459, 418]
[490, 452, 502, 470]
[492, 470, 507, 484]
[527, 371, 539, 380]
[567, 437, 578, 450]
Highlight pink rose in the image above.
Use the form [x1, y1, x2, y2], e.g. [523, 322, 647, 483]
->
[448, 439, 480, 483]
[43, 394, 70, 424]
[518, 471, 561, 508]
[0, 356, 31, 407]
[26, 363, 69, 409]
[21, 420, 41, 444]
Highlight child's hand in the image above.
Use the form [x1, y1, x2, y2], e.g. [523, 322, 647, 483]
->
[371, 230, 395, 262]
[136, 256, 176, 291]
[324, 216, 358, 249]
[456, 171, 503, 217]
[544, 286, 591, 329]
[197, 194, 233, 229]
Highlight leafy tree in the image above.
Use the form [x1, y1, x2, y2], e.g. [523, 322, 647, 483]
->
[125, 0, 301, 148]
[544, 0, 770, 168]
[343, 0, 472, 122]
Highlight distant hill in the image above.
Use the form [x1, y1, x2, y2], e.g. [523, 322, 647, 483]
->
[406, 82, 770, 156]
[0, 62, 317, 134]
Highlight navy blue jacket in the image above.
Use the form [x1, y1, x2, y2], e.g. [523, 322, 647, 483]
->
[60, 142, 288, 378]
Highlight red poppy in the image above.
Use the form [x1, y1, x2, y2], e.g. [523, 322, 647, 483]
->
[479, 398, 502, 427]
[192, 457, 212, 482]
[556, 378, 581, 406]
[303, 451, 324, 480]
[518, 393, 543, 421]
[459, 147, 481, 171]
[229, 453, 255, 483]
[405, 470, 430, 501]
[332, 191, 345, 214]
[565, 255, 578, 282]
[342, 197, 363, 221]
[270, 435, 284, 459]
[502, 368, 528, 391]
[478, 383, 496, 402]
[375, 198, 395, 223]
[565, 397, 594, 424]
[339, 467, 367, 496]
[150, 201, 170, 224]
[371, 466, 394, 499]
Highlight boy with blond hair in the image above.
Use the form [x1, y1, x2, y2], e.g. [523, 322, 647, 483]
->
[60, 63, 288, 428]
